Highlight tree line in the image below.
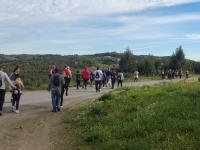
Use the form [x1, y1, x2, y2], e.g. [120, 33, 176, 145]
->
[119, 46, 200, 75]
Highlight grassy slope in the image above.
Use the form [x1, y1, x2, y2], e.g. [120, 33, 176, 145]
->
[66, 83, 200, 150]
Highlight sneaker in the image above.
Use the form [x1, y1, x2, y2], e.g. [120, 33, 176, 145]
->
[57, 107, 61, 112]
[60, 105, 64, 108]
[12, 106, 15, 112]
[15, 110, 20, 113]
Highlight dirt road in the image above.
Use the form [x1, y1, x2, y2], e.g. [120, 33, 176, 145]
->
[0, 80, 180, 150]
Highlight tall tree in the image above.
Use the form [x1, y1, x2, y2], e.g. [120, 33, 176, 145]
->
[119, 48, 136, 72]
[144, 55, 156, 76]
[169, 46, 185, 69]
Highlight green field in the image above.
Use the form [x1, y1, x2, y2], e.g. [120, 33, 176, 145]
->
[65, 82, 200, 150]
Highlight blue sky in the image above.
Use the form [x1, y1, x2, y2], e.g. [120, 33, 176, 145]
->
[0, 0, 200, 61]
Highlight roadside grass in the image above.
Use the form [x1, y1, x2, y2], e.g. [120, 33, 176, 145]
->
[65, 82, 200, 150]
[124, 76, 161, 82]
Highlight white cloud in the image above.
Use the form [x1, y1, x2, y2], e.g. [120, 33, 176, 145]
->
[116, 13, 200, 27]
[0, 0, 199, 25]
[185, 34, 200, 40]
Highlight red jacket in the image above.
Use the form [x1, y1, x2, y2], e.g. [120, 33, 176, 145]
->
[82, 69, 90, 80]
[65, 68, 72, 78]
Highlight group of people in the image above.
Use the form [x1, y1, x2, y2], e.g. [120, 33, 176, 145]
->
[0, 63, 192, 115]
[0, 65, 24, 116]
[0, 63, 125, 115]
[161, 69, 190, 80]
[47, 64, 125, 112]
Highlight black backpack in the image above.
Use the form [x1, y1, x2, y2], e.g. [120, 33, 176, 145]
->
[53, 74, 60, 87]
[117, 74, 122, 80]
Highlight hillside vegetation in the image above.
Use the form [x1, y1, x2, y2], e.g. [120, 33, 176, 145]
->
[0, 53, 120, 89]
[1, 48, 200, 89]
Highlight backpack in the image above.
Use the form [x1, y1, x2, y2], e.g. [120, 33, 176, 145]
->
[90, 73, 94, 80]
[117, 74, 122, 80]
[53, 74, 60, 87]
[0, 75, 2, 87]
[95, 72, 100, 79]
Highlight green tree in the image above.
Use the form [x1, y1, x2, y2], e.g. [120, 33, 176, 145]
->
[144, 55, 156, 76]
[169, 46, 185, 69]
[119, 48, 136, 72]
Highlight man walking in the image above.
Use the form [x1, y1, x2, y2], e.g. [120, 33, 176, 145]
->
[117, 70, 124, 88]
[48, 68, 64, 112]
[94, 67, 103, 92]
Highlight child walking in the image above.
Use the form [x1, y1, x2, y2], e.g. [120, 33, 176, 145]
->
[12, 74, 24, 113]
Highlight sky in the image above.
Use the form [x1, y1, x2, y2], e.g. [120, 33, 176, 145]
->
[0, 0, 200, 60]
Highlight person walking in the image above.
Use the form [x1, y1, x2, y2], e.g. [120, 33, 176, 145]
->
[76, 70, 81, 90]
[81, 66, 90, 89]
[0, 64, 16, 116]
[111, 70, 117, 89]
[48, 68, 64, 112]
[60, 67, 66, 107]
[161, 70, 165, 79]
[11, 74, 24, 113]
[90, 72, 94, 87]
[102, 70, 107, 88]
[133, 70, 139, 82]
[179, 69, 183, 79]
[9, 65, 20, 103]
[106, 69, 112, 88]
[94, 67, 103, 92]
[117, 70, 124, 88]
[64, 66, 72, 96]
[48, 64, 56, 79]
[186, 70, 189, 78]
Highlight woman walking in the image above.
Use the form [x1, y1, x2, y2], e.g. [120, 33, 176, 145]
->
[12, 74, 24, 113]
[0, 64, 16, 116]
[81, 66, 90, 89]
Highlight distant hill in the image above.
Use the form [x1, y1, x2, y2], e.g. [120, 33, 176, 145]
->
[0, 52, 199, 90]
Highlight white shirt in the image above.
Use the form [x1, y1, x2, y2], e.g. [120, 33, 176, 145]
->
[0, 71, 15, 90]
[94, 70, 103, 81]
[117, 72, 124, 80]
[134, 71, 139, 78]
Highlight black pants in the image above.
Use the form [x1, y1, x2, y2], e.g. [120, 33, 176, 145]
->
[162, 74, 165, 79]
[12, 91, 21, 110]
[118, 80, 123, 88]
[60, 84, 65, 106]
[0, 89, 6, 111]
[76, 80, 81, 89]
[102, 79, 106, 87]
[95, 80, 102, 92]
[65, 77, 71, 96]
[111, 80, 115, 89]
[83, 79, 88, 89]
[90, 80, 94, 87]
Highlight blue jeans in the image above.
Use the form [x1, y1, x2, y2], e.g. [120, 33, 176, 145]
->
[51, 90, 61, 112]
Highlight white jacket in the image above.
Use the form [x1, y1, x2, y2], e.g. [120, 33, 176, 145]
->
[94, 70, 103, 81]
[0, 71, 14, 90]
